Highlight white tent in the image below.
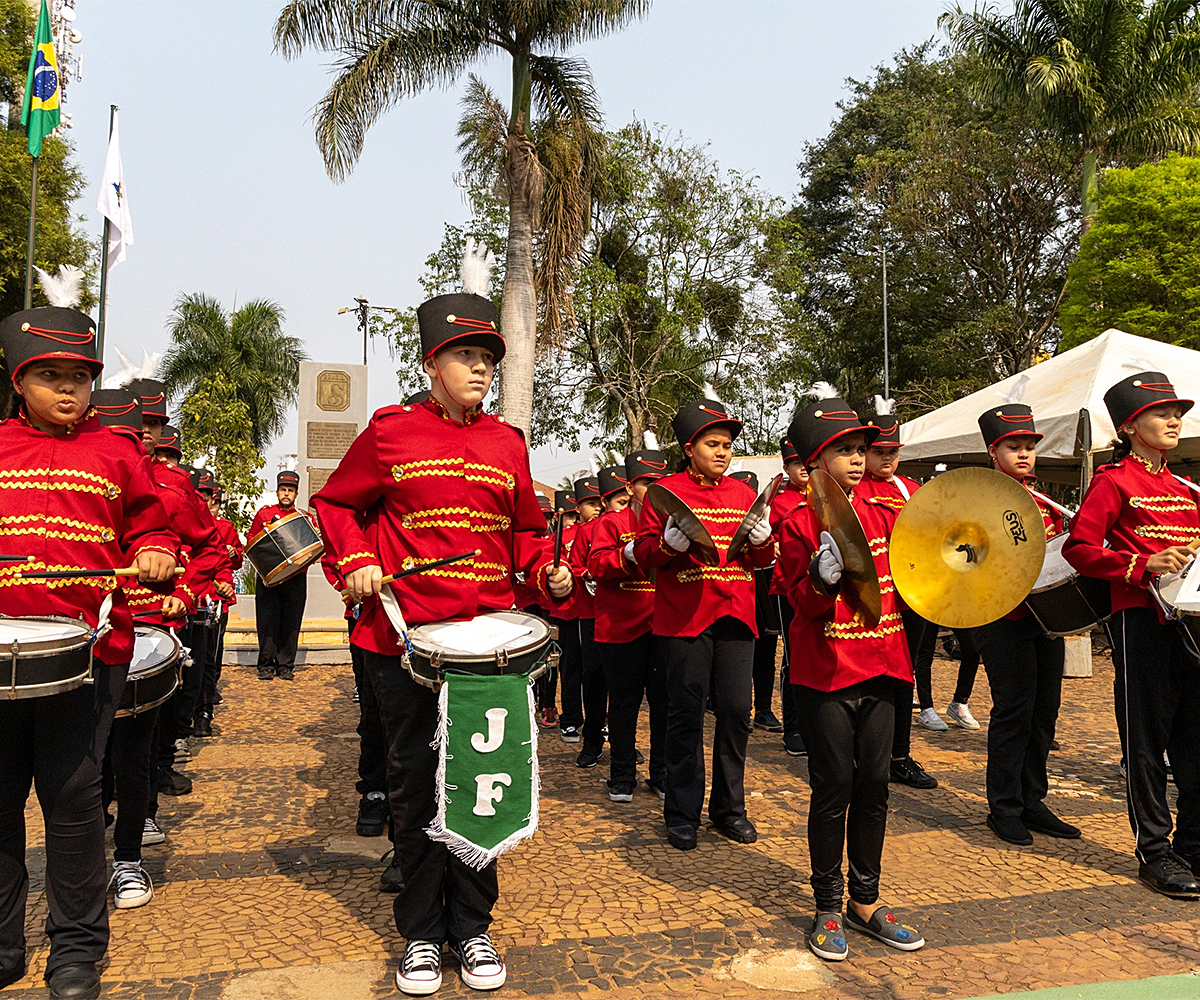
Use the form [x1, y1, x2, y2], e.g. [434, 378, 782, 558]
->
[899, 329, 1200, 486]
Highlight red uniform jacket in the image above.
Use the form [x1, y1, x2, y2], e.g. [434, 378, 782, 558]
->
[565, 516, 600, 620]
[778, 493, 913, 692]
[205, 517, 242, 610]
[1063, 455, 1200, 616]
[768, 482, 806, 597]
[0, 412, 178, 664]
[589, 505, 655, 643]
[855, 472, 921, 511]
[312, 400, 559, 656]
[632, 469, 773, 638]
[547, 522, 580, 621]
[125, 462, 223, 626]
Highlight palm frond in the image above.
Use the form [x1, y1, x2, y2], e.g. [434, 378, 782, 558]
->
[529, 53, 604, 127]
[456, 73, 509, 191]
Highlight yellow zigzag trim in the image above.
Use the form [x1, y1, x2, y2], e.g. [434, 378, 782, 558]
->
[619, 581, 654, 592]
[1130, 496, 1196, 512]
[676, 566, 754, 584]
[825, 611, 904, 640]
[1135, 525, 1200, 541]
[337, 551, 376, 568]
[0, 467, 119, 491]
[0, 480, 120, 498]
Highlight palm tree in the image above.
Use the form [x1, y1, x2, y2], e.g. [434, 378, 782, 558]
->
[159, 293, 309, 451]
[272, 0, 651, 436]
[942, 0, 1200, 231]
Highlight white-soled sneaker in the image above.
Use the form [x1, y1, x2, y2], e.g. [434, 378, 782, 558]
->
[109, 861, 154, 909]
[946, 701, 980, 730]
[918, 708, 949, 732]
[142, 817, 166, 846]
[396, 940, 443, 995]
[450, 933, 506, 991]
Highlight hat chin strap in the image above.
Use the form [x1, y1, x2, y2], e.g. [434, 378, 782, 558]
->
[430, 357, 476, 422]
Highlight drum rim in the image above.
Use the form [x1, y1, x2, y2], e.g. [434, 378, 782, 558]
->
[0, 614, 93, 656]
[408, 612, 551, 663]
[260, 541, 325, 586]
[246, 509, 316, 549]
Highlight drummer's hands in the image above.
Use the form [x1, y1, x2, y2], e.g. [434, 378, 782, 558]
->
[663, 515, 691, 553]
[134, 550, 176, 583]
[215, 580, 235, 599]
[346, 564, 384, 603]
[748, 513, 772, 546]
[547, 565, 573, 598]
[1148, 545, 1196, 576]
[162, 596, 187, 619]
[225, 544, 237, 559]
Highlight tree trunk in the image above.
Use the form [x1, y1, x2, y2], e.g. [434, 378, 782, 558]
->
[499, 140, 539, 437]
[1080, 149, 1099, 239]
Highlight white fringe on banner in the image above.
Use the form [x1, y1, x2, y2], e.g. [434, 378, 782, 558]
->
[424, 681, 540, 870]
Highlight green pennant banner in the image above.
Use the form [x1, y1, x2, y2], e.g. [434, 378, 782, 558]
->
[425, 671, 539, 869]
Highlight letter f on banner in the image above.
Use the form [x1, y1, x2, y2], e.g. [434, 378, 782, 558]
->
[471, 708, 508, 753]
[473, 773, 512, 816]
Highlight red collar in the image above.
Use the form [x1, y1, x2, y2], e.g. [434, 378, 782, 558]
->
[429, 395, 482, 426]
[686, 465, 721, 488]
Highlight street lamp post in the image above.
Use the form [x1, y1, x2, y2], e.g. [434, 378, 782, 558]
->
[338, 297, 399, 366]
[881, 240, 889, 399]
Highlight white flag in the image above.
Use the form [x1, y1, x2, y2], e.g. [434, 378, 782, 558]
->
[97, 110, 134, 269]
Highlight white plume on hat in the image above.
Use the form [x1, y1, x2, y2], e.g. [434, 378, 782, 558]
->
[34, 265, 84, 309]
[805, 381, 840, 400]
[642, 430, 659, 450]
[702, 381, 722, 402]
[105, 346, 162, 389]
[996, 374, 1030, 404]
[460, 237, 495, 296]
[873, 395, 896, 416]
[1120, 357, 1156, 372]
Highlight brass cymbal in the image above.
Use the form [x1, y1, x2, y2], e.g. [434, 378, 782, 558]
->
[726, 472, 785, 563]
[645, 482, 721, 567]
[890, 467, 1046, 629]
[806, 469, 882, 627]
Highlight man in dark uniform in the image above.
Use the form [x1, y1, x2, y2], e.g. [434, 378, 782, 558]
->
[249, 471, 312, 680]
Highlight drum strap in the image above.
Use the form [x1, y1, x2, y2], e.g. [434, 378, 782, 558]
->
[89, 592, 114, 647]
[379, 584, 412, 650]
[1026, 487, 1075, 520]
[1172, 473, 1200, 500]
[892, 477, 911, 502]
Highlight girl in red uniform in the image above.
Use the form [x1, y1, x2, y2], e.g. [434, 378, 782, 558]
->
[632, 397, 775, 851]
[0, 299, 177, 1000]
[776, 392, 924, 962]
[768, 437, 809, 756]
[1063, 372, 1200, 898]
[567, 476, 608, 769]
[548, 490, 583, 741]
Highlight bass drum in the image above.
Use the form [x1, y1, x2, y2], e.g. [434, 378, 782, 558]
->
[117, 626, 183, 717]
[245, 511, 324, 587]
[404, 611, 557, 691]
[1023, 533, 1112, 637]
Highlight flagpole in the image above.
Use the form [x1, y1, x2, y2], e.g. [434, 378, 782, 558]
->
[24, 156, 38, 308]
[94, 104, 118, 382]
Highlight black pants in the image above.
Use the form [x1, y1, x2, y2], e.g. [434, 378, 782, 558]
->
[256, 574, 307, 672]
[176, 615, 208, 733]
[579, 618, 608, 748]
[796, 676, 894, 913]
[199, 610, 227, 717]
[751, 569, 780, 715]
[107, 705, 160, 864]
[775, 595, 801, 736]
[951, 628, 980, 703]
[0, 661, 127, 979]
[364, 651, 498, 942]
[550, 616, 582, 729]
[1108, 608, 1200, 862]
[659, 617, 754, 830]
[599, 632, 667, 788]
[892, 608, 938, 758]
[349, 618, 387, 797]
[975, 616, 1064, 820]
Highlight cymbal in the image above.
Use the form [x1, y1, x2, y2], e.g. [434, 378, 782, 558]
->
[806, 469, 882, 627]
[890, 468, 1046, 629]
[726, 472, 785, 563]
[645, 482, 721, 567]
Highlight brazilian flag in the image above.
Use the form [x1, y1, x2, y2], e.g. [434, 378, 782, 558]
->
[21, 0, 60, 158]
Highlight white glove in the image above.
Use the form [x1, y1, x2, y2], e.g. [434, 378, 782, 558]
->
[663, 515, 691, 553]
[815, 530, 844, 587]
[748, 510, 772, 546]
[623, 540, 637, 566]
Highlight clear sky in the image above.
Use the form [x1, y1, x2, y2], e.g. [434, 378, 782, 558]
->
[62, 0, 950, 486]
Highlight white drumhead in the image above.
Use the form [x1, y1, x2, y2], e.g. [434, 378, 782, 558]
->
[0, 617, 89, 643]
[1157, 569, 1200, 613]
[131, 627, 181, 678]
[412, 612, 548, 657]
[1033, 533, 1075, 591]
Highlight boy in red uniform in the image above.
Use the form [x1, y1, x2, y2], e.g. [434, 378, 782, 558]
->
[777, 392, 925, 962]
[569, 474, 609, 769]
[1064, 372, 1200, 897]
[313, 274, 572, 994]
[548, 489, 582, 741]
[633, 397, 774, 851]
[0, 300, 178, 1000]
[195, 473, 240, 735]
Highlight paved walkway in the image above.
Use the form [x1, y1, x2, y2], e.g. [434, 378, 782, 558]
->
[10, 649, 1200, 999]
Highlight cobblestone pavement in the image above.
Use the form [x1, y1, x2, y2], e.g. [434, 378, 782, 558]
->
[8, 647, 1200, 999]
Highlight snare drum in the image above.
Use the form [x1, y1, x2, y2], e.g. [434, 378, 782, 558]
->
[0, 616, 93, 700]
[117, 626, 182, 717]
[245, 511, 324, 587]
[404, 611, 557, 690]
[1023, 533, 1112, 637]
[1152, 568, 1200, 659]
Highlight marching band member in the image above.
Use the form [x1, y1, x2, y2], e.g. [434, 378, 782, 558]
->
[768, 437, 808, 756]
[1064, 372, 1200, 897]
[568, 474, 609, 769]
[632, 395, 774, 851]
[589, 450, 669, 802]
[249, 470, 311, 681]
[0, 293, 178, 1000]
[312, 266, 572, 995]
[973, 405, 1076, 847]
[548, 490, 583, 742]
[195, 472, 240, 735]
[777, 391, 925, 962]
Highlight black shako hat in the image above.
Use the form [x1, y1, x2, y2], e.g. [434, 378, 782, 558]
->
[573, 477, 601, 506]
[156, 424, 182, 457]
[672, 397, 742, 451]
[125, 378, 169, 421]
[788, 397, 879, 467]
[416, 293, 505, 364]
[625, 449, 669, 483]
[598, 465, 628, 498]
[536, 493, 553, 515]
[1104, 371, 1193, 430]
[0, 306, 101, 383]
[780, 437, 800, 465]
[404, 390, 432, 405]
[977, 404, 1043, 450]
[91, 388, 142, 439]
[196, 470, 218, 494]
[277, 470, 300, 489]
[553, 490, 576, 514]
[866, 412, 902, 448]
[729, 470, 759, 492]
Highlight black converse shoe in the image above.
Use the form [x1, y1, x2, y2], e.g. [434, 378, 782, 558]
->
[396, 939, 443, 995]
[449, 933, 506, 990]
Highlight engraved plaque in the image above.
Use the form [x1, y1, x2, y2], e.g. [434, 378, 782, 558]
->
[316, 370, 351, 412]
[307, 466, 335, 497]
[307, 421, 358, 460]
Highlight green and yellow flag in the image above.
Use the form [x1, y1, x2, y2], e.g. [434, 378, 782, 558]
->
[21, 0, 61, 158]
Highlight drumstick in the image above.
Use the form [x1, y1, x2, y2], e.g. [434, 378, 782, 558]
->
[553, 515, 564, 569]
[19, 567, 186, 580]
[339, 549, 481, 600]
[0, 555, 33, 563]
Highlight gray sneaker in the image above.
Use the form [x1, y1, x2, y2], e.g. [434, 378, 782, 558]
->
[808, 912, 848, 961]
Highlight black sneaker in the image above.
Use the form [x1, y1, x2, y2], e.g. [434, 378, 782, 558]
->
[380, 850, 405, 893]
[607, 781, 634, 802]
[257, 668, 274, 681]
[449, 933, 506, 991]
[192, 716, 213, 739]
[754, 709, 784, 733]
[560, 725, 581, 744]
[576, 744, 602, 768]
[157, 766, 192, 796]
[783, 732, 807, 756]
[395, 939, 442, 995]
[211, 690, 223, 706]
[277, 666, 295, 680]
[1140, 854, 1200, 898]
[357, 791, 389, 837]
[890, 756, 938, 789]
